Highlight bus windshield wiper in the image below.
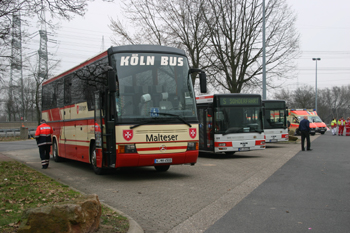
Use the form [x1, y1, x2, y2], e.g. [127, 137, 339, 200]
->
[130, 113, 192, 129]
[156, 112, 192, 127]
[130, 119, 160, 129]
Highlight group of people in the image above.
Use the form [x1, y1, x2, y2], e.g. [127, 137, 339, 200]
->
[330, 117, 350, 136]
[298, 116, 350, 152]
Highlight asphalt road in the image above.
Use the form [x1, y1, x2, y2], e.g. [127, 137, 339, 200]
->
[2, 135, 343, 233]
[205, 133, 350, 233]
[0, 139, 37, 152]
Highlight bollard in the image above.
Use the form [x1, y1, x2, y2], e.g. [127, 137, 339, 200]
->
[20, 127, 28, 140]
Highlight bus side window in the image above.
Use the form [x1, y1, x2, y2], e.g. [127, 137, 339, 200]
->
[64, 76, 72, 105]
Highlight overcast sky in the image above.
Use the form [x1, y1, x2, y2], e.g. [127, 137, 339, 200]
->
[26, 0, 350, 96]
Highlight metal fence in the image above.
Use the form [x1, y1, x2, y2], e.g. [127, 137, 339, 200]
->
[0, 128, 36, 138]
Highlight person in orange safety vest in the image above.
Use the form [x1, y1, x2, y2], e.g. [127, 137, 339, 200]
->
[346, 117, 350, 136]
[34, 119, 53, 169]
[338, 117, 346, 136]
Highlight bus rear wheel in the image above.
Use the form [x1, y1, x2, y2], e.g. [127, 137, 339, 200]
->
[154, 165, 170, 172]
[52, 141, 62, 162]
[90, 143, 105, 175]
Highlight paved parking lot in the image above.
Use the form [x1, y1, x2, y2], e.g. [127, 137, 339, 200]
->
[2, 137, 311, 233]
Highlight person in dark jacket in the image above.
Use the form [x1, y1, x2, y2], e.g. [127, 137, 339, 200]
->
[34, 119, 53, 169]
[299, 116, 312, 151]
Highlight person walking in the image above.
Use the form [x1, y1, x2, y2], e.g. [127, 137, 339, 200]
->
[34, 119, 53, 169]
[299, 116, 312, 151]
[338, 117, 346, 136]
[346, 117, 350, 136]
[330, 118, 337, 136]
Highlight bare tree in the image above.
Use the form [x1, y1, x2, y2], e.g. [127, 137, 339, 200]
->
[274, 85, 350, 123]
[110, 0, 299, 93]
[273, 88, 293, 108]
[292, 86, 315, 109]
[109, 0, 211, 87]
[318, 85, 350, 122]
[202, 0, 299, 93]
[273, 85, 314, 109]
[0, 0, 114, 83]
[1, 0, 114, 120]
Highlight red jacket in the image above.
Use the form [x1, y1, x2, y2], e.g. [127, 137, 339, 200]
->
[346, 121, 350, 128]
[35, 123, 53, 146]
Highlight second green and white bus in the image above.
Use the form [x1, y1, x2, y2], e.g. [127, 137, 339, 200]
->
[196, 94, 265, 155]
[262, 100, 289, 142]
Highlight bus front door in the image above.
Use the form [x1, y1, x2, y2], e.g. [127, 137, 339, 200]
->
[93, 91, 117, 168]
[198, 107, 214, 152]
[94, 91, 104, 168]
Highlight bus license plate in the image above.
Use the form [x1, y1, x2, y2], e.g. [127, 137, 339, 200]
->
[155, 158, 172, 164]
[270, 139, 278, 142]
[239, 147, 250, 151]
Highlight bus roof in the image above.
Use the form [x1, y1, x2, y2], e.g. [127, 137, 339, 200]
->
[107, 44, 187, 56]
[43, 44, 187, 86]
[262, 99, 285, 103]
[196, 93, 261, 104]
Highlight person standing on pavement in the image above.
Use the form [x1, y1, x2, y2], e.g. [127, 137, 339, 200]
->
[338, 117, 346, 136]
[299, 116, 312, 151]
[34, 119, 53, 169]
[346, 117, 350, 136]
[331, 118, 337, 136]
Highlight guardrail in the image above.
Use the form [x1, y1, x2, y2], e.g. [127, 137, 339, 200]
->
[0, 128, 36, 138]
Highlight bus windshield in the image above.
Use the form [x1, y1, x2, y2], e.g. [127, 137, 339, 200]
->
[112, 53, 197, 124]
[214, 106, 263, 134]
[264, 109, 286, 129]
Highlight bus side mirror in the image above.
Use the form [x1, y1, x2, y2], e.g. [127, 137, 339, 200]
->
[200, 72, 207, 93]
[189, 68, 207, 93]
[107, 70, 117, 93]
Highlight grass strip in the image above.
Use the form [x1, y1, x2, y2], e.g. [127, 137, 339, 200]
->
[0, 161, 129, 233]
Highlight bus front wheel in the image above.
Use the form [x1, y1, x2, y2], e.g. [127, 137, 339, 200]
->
[154, 165, 170, 172]
[90, 143, 105, 175]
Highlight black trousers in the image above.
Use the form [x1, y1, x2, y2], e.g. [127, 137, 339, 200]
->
[39, 145, 51, 167]
[300, 130, 310, 150]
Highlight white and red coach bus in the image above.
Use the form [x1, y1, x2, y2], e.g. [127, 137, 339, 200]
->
[262, 100, 289, 142]
[41, 45, 206, 174]
[196, 94, 265, 155]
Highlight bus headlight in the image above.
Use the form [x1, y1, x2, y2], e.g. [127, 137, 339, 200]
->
[187, 142, 198, 151]
[118, 144, 137, 153]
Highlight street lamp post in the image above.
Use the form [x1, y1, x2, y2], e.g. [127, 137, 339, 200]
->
[312, 58, 321, 112]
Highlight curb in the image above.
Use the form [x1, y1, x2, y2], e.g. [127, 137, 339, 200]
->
[101, 202, 144, 233]
[0, 153, 15, 161]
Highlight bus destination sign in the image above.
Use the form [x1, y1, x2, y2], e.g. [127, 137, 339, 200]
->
[264, 102, 285, 109]
[219, 97, 260, 106]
